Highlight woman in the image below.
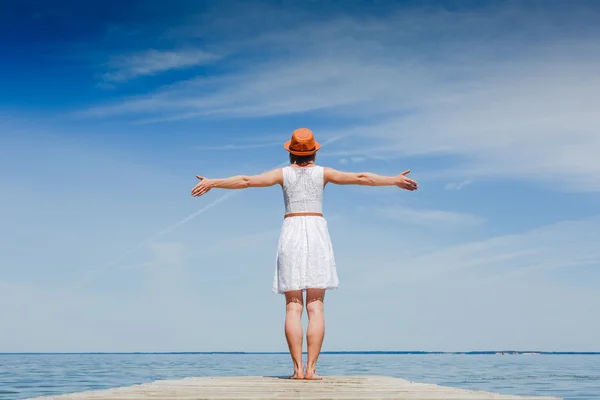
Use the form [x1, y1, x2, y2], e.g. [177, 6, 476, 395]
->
[191, 128, 418, 380]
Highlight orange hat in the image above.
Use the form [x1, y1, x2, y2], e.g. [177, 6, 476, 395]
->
[284, 128, 321, 156]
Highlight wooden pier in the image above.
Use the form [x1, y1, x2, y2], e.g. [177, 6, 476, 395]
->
[29, 376, 562, 399]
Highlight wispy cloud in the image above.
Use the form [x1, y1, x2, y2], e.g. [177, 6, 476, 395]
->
[445, 180, 473, 190]
[195, 142, 281, 150]
[193, 134, 343, 153]
[4, 2, 600, 353]
[408, 215, 600, 283]
[339, 156, 367, 165]
[77, 4, 600, 191]
[377, 205, 485, 227]
[101, 48, 220, 82]
[73, 190, 241, 288]
[348, 215, 600, 289]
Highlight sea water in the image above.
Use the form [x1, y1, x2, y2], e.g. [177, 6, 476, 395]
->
[1, 353, 598, 399]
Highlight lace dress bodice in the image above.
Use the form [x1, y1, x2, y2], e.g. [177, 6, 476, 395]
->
[282, 166, 324, 214]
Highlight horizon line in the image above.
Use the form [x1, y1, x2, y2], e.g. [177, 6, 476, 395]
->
[2, 351, 599, 355]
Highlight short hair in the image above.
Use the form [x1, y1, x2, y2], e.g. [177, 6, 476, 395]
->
[289, 153, 316, 165]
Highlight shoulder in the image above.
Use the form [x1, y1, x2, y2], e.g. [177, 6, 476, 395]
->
[262, 168, 285, 180]
[253, 168, 284, 187]
[322, 166, 337, 175]
[322, 166, 337, 183]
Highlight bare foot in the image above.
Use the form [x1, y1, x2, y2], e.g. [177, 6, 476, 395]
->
[289, 365, 304, 379]
[305, 367, 322, 380]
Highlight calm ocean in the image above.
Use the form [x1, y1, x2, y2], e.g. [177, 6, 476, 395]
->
[1, 353, 598, 399]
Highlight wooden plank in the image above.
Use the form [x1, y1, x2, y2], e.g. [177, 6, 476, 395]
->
[27, 376, 562, 400]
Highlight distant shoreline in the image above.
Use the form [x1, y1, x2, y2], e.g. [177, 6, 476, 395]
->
[2, 351, 599, 355]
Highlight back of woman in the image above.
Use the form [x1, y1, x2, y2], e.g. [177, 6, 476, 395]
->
[190, 127, 418, 380]
[281, 165, 324, 214]
[275, 165, 338, 294]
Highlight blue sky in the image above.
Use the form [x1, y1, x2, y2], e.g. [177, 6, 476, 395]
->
[1, 0, 599, 352]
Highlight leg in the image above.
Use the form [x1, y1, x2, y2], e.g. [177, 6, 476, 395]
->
[284, 290, 304, 379]
[305, 288, 326, 380]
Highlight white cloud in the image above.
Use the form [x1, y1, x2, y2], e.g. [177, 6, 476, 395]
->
[77, 5, 600, 191]
[376, 205, 485, 227]
[372, 215, 600, 286]
[338, 156, 367, 165]
[445, 180, 473, 190]
[101, 48, 220, 82]
[339, 55, 600, 191]
[195, 142, 281, 150]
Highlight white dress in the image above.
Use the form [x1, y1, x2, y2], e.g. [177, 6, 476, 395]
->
[273, 165, 339, 294]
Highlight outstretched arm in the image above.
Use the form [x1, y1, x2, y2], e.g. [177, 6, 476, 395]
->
[191, 168, 283, 197]
[324, 167, 418, 191]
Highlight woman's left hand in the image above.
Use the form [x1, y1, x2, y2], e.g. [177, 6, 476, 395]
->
[191, 175, 212, 197]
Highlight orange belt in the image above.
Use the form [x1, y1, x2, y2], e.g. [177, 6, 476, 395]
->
[284, 212, 323, 219]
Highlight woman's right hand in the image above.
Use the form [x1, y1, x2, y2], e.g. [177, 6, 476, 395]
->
[395, 170, 418, 191]
[191, 175, 213, 197]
